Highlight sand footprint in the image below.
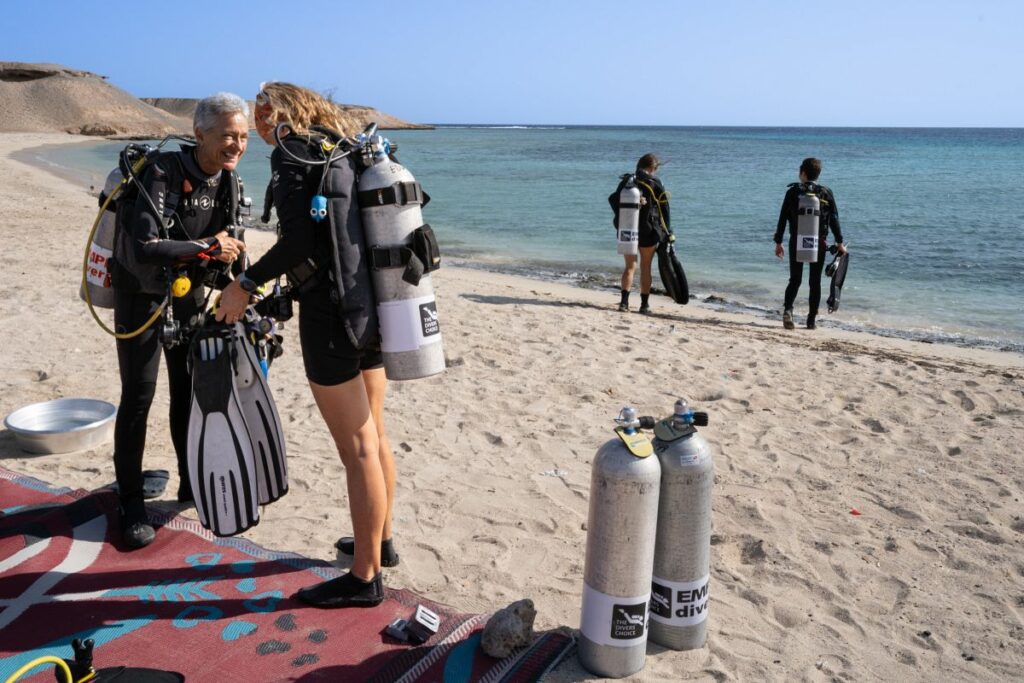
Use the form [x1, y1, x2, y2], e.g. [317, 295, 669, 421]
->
[952, 389, 976, 412]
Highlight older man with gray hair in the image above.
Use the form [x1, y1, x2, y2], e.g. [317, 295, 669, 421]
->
[111, 92, 249, 548]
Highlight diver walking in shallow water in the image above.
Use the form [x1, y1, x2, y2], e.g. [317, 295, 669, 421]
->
[112, 93, 249, 548]
[610, 153, 670, 314]
[774, 157, 846, 330]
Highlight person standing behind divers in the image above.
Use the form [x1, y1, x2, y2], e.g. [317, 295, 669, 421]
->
[773, 157, 847, 330]
[112, 93, 249, 548]
[217, 82, 397, 608]
[609, 153, 670, 314]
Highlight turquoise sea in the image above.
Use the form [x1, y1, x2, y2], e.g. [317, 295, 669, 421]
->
[33, 126, 1024, 353]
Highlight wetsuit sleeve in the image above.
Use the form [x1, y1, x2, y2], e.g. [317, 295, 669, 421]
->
[826, 189, 844, 244]
[128, 160, 221, 265]
[243, 144, 319, 284]
[774, 188, 794, 244]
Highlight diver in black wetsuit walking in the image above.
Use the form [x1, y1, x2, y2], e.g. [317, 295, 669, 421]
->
[773, 157, 847, 330]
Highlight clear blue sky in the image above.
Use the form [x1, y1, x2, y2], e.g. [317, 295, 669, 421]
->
[4, 0, 1021, 126]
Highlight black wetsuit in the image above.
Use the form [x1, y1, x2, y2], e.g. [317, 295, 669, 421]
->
[774, 182, 843, 318]
[244, 135, 381, 386]
[608, 170, 671, 248]
[112, 149, 234, 503]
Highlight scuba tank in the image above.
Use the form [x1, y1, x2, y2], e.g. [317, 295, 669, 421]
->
[356, 127, 444, 381]
[796, 186, 820, 263]
[80, 168, 122, 309]
[648, 399, 713, 651]
[578, 407, 661, 678]
[616, 176, 641, 256]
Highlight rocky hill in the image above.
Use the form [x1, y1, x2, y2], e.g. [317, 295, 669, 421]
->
[0, 62, 188, 135]
[0, 62, 429, 136]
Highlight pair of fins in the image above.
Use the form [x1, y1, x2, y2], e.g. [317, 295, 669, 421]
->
[826, 246, 850, 313]
[186, 310, 287, 537]
[656, 239, 690, 305]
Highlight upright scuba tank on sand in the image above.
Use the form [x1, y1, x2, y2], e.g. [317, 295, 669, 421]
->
[578, 407, 661, 678]
[648, 399, 713, 651]
[80, 168, 123, 309]
[796, 188, 820, 263]
[616, 176, 641, 256]
[356, 128, 444, 381]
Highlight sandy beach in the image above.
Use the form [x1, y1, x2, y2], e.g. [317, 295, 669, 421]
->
[2, 132, 1023, 682]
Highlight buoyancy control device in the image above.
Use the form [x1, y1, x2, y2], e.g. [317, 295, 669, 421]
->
[615, 175, 641, 256]
[795, 184, 821, 263]
[578, 407, 661, 678]
[275, 123, 444, 381]
[81, 138, 248, 343]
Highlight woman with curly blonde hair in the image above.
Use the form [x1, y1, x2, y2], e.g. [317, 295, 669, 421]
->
[219, 82, 398, 608]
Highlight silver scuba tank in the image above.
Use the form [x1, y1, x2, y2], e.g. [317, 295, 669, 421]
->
[358, 144, 444, 381]
[616, 178, 641, 256]
[649, 399, 713, 651]
[578, 407, 661, 678]
[796, 188, 820, 263]
[80, 168, 122, 309]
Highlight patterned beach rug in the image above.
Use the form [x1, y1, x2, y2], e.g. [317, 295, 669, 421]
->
[0, 466, 573, 682]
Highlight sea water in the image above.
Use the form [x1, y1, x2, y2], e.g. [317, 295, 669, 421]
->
[33, 126, 1024, 352]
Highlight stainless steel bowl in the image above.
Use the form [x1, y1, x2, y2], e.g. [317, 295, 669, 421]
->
[4, 398, 117, 454]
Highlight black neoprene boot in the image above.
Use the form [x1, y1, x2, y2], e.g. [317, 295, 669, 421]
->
[296, 571, 384, 608]
[120, 495, 155, 549]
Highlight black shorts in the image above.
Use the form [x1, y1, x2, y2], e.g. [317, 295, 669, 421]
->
[298, 289, 383, 386]
[638, 228, 662, 248]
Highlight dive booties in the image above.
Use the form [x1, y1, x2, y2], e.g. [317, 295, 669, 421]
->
[119, 496, 155, 549]
[334, 536, 400, 567]
[296, 571, 384, 608]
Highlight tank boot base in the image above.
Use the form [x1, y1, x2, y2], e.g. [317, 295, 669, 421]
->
[334, 536, 400, 567]
[296, 571, 384, 608]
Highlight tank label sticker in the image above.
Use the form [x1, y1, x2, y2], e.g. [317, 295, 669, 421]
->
[580, 583, 650, 647]
[419, 301, 440, 337]
[378, 295, 442, 353]
[650, 574, 709, 626]
[86, 243, 113, 288]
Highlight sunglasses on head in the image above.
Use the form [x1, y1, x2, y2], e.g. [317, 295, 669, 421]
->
[256, 82, 271, 106]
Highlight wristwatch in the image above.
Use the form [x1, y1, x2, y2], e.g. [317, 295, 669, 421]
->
[237, 272, 259, 294]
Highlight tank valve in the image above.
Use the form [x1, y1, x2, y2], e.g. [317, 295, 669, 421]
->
[670, 398, 709, 428]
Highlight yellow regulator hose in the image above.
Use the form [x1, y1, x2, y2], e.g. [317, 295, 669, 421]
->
[3, 655, 74, 683]
[81, 164, 166, 340]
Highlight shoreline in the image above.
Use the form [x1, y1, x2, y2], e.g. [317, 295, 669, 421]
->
[3, 132, 1024, 682]
[16, 134, 1024, 358]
